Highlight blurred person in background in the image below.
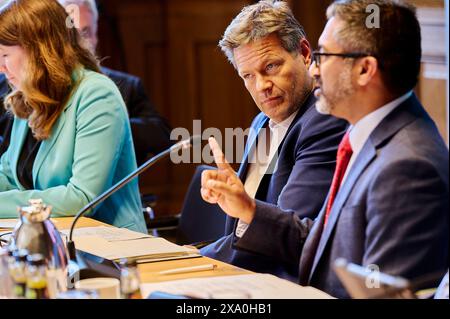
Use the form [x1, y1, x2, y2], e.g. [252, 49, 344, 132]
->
[0, 0, 147, 233]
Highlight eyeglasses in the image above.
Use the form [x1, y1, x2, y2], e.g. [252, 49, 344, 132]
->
[311, 51, 370, 67]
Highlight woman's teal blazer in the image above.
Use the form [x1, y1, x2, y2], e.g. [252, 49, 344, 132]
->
[0, 69, 147, 234]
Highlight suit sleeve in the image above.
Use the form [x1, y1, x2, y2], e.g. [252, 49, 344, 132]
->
[234, 114, 348, 264]
[127, 78, 172, 162]
[0, 80, 128, 218]
[363, 158, 448, 279]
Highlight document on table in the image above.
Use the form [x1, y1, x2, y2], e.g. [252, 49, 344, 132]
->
[71, 235, 200, 262]
[60, 226, 153, 242]
[0, 221, 19, 229]
[140, 273, 334, 299]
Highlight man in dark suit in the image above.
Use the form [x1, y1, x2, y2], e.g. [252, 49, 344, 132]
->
[199, 0, 347, 282]
[56, 0, 172, 164]
[202, 0, 449, 298]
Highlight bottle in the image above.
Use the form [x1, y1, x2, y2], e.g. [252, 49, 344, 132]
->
[0, 247, 14, 298]
[25, 254, 50, 299]
[119, 258, 142, 299]
[9, 249, 28, 298]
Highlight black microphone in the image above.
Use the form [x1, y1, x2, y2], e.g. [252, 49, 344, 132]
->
[66, 135, 201, 262]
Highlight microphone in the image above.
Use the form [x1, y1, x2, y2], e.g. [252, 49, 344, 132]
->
[66, 135, 201, 262]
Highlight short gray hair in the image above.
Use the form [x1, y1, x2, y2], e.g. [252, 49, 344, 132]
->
[58, 0, 98, 24]
[219, 0, 306, 67]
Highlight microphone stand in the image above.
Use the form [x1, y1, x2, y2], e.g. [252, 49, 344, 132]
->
[66, 136, 200, 281]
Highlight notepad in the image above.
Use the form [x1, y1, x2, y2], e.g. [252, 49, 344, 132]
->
[140, 273, 334, 299]
[0, 221, 19, 229]
[72, 235, 200, 262]
[60, 226, 153, 242]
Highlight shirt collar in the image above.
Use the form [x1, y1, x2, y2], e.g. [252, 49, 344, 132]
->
[268, 109, 298, 135]
[349, 90, 412, 155]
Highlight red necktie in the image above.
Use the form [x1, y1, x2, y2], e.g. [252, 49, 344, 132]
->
[324, 131, 353, 226]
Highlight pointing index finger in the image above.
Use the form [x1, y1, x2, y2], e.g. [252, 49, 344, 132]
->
[209, 137, 233, 171]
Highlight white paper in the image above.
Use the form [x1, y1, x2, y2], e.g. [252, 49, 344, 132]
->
[60, 226, 152, 242]
[0, 221, 19, 229]
[140, 273, 334, 299]
[73, 235, 199, 261]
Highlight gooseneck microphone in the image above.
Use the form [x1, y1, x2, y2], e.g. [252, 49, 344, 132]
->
[67, 135, 201, 261]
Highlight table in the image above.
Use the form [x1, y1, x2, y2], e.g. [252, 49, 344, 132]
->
[1, 217, 250, 284]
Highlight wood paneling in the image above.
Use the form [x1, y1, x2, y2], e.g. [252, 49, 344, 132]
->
[291, 0, 332, 49]
[96, 0, 254, 216]
[165, 0, 255, 213]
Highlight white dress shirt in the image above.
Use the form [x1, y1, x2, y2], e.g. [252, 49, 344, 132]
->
[342, 91, 413, 184]
[235, 110, 298, 238]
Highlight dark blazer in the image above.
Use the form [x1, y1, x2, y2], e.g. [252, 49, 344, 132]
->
[0, 74, 11, 156]
[201, 93, 348, 281]
[0, 69, 173, 164]
[101, 67, 172, 164]
[236, 94, 449, 298]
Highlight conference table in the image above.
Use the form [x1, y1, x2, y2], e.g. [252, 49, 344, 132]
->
[1, 216, 250, 286]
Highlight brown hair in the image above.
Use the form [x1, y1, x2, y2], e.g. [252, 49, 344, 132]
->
[0, 0, 100, 140]
[326, 0, 421, 95]
[219, 0, 307, 68]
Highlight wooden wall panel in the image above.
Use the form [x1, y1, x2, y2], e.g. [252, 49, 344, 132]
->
[291, 0, 332, 49]
[195, 42, 256, 168]
[165, 0, 254, 213]
[97, 0, 253, 216]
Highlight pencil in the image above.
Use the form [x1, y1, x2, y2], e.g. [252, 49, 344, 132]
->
[158, 264, 217, 275]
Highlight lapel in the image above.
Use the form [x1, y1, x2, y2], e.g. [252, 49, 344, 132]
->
[32, 110, 67, 186]
[226, 115, 269, 234]
[307, 94, 422, 282]
[255, 93, 315, 199]
[31, 70, 84, 186]
[237, 115, 269, 180]
[308, 142, 376, 281]
[229, 93, 316, 233]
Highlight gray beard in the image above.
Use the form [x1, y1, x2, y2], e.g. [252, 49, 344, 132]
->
[315, 97, 332, 115]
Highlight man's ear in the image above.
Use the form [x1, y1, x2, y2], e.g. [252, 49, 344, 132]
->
[298, 38, 312, 67]
[356, 56, 378, 87]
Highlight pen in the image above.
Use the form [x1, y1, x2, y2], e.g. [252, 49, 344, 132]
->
[158, 264, 217, 275]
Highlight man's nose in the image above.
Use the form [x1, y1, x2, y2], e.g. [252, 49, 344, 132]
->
[0, 60, 6, 73]
[255, 74, 272, 93]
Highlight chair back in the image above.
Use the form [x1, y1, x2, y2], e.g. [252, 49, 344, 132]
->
[176, 165, 226, 245]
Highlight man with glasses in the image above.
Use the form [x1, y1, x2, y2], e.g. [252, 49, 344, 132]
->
[203, 0, 448, 298]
